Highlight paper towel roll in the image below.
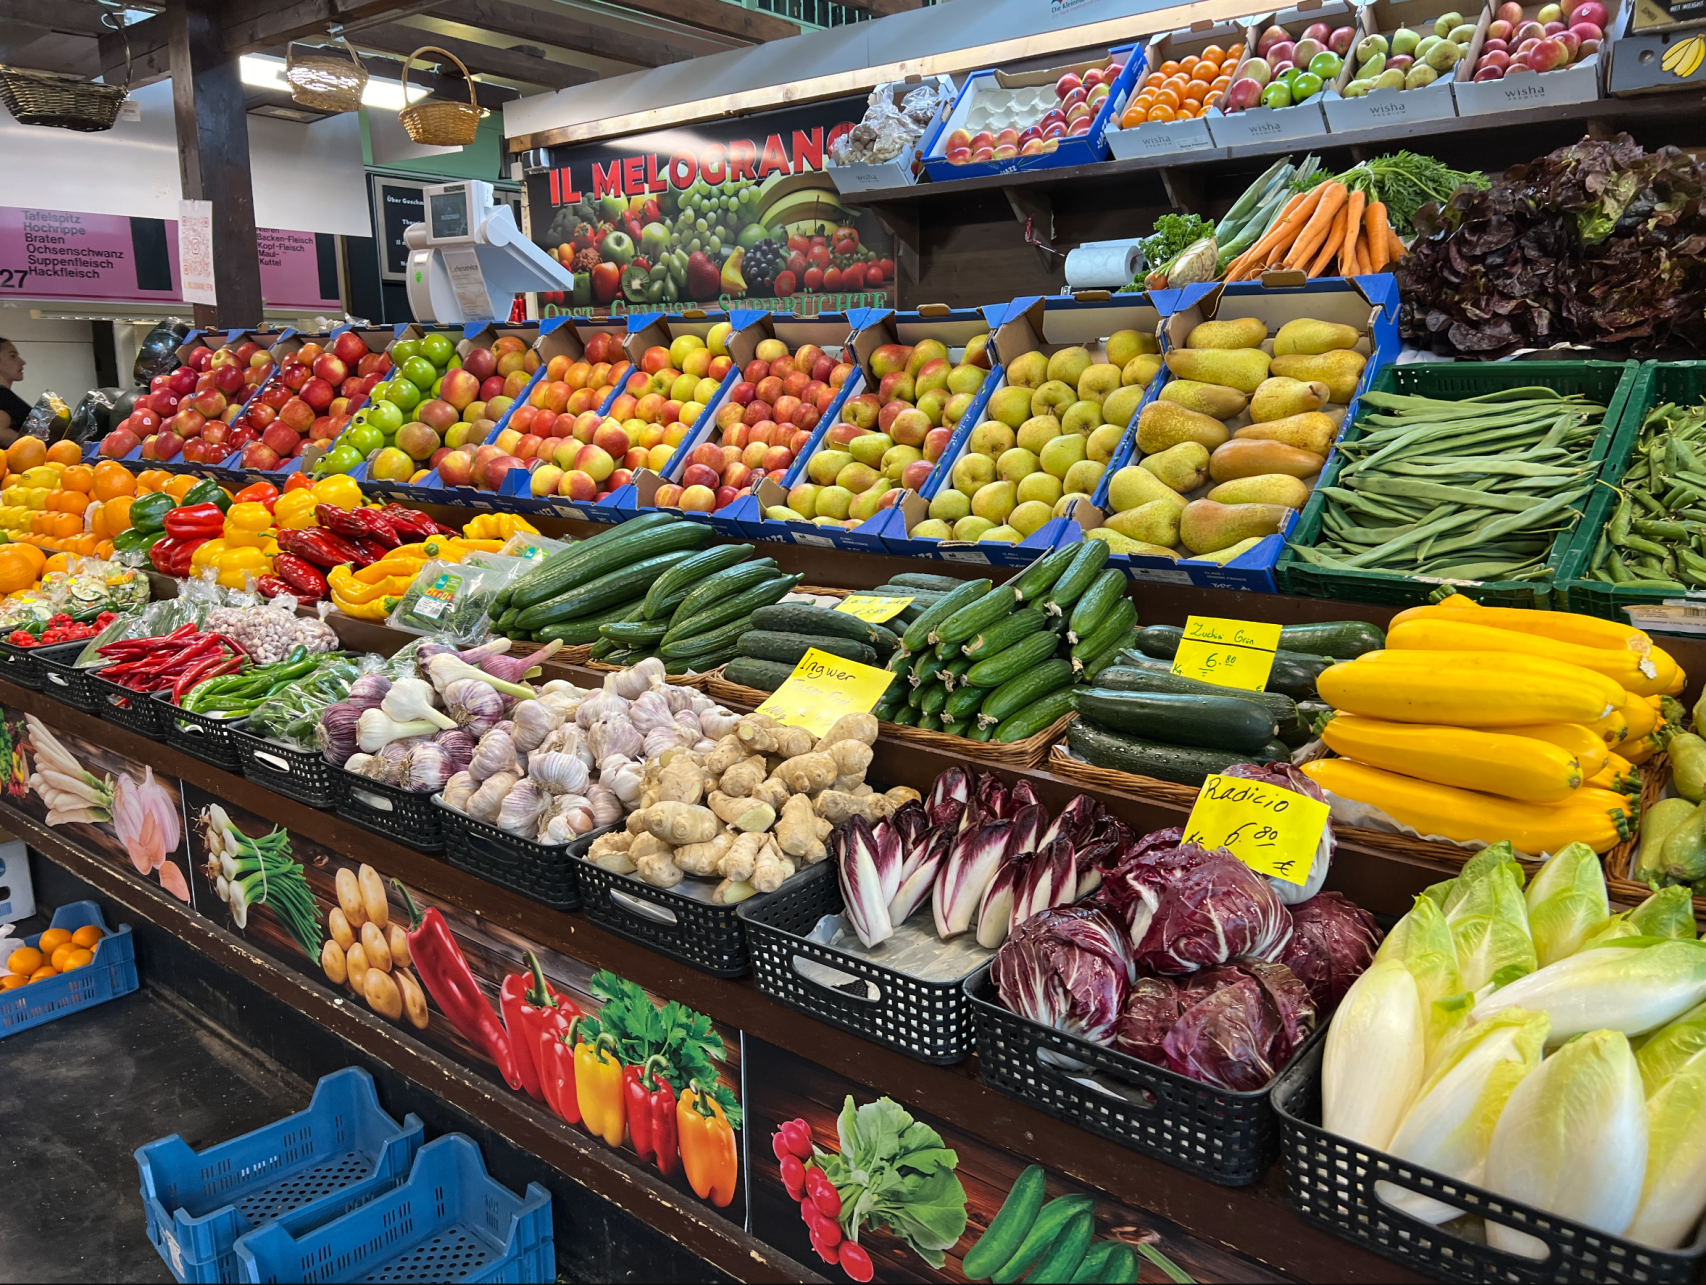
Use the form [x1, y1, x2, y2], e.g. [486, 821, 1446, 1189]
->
[1063, 241, 1142, 289]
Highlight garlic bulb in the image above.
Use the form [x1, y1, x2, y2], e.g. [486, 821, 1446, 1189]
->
[511, 698, 566, 753]
[528, 750, 589, 796]
[345, 674, 392, 711]
[673, 709, 703, 740]
[376, 738, 415, 785]
[587, 717, 643, 764]
[344, 752, 381, 778]
[600, 756, 643, 807]
[692, 738, 717, 754]
[629, 690, 676, 734]
[443, 770, 477, 811]
[442, 677, 505, 738]
[432, 728, 476, 776]
[699, 706, 740, 740]
[643, 726, 689, 759]
[382, 677, 456, 730]
[661, 685, 699, 715]
[405, 741, 453, 793]
[469, 727, 520, 783]
[466, 770, 519, 822]
[316, 702, 362, 765]
[540, 679, 588, 699]
[496, 778, 549, 835]
[357, 708, 442, 754]
[575, 690, 628, 729]
[586, 782, 623, 827]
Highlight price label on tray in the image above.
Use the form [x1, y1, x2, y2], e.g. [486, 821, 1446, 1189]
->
[1183, 772, 1328, 886]
[835, 594, 914, 623]
[756, 648, 897, 738]
[1170, 615, 1281, 692]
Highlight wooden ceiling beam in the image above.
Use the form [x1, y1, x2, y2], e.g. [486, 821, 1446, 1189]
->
[449, 0, 704, 68]
[351, 21, 598, 88]
[609, 0, 800, 44]
[0, 0, 115, 39]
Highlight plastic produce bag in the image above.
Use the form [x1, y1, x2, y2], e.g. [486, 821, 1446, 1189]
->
[132, 320, 190, 384]
[497, 531, 568, 564]
[21, 392, 69, 440]
[386, 560, 505, 643]
[66, 388, 120, 445]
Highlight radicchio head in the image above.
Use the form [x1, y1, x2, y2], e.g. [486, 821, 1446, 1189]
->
[1276, 891, 1382, 1008]
[992, 906, 1133, 1046]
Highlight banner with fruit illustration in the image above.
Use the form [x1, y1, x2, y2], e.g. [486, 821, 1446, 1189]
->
[526, 98, 896, 318]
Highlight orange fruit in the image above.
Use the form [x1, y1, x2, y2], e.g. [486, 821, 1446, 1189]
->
[27, 966, 56, 983]
[61, 948, 93, 971]
[1153, 87, 1181, 109]
[61, 465, 94, 493]
[41, 553, 68, 576]
[1181, 98, 1203, 116]
[71, 925, 103, 950]
[92, 461, 135, 500]
[1120, 107, 1143, 127]
[6, 438, 44, 473]
[1200, 44, 1226, 63]
[1159, 59, 1181, 75]
[102, 496, 133, 533]
[165, 474, 198, 501]
[1186, 79, 1212, 99]
[1211, 75, 1233, 92]
[7, 946, 42, 975]
[45, 440, 80, 467]
[1221, 57, 1242, 76]
[50, 943, 77, 972]
[38, 928, 70, 954]
[1144, 72, 1165, 89]
[0, 974, 24, 991]
[1147, 104, 1177, 122]
[1179, 55, 1200, 74]
[96, 540, 114, 559]
[1229, 42, 1245, 55]
[70, 534, 99, 556]
[1204, 89, 1224, 108]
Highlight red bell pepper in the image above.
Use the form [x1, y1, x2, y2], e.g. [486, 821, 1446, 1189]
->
[394, 880, 522, 1090]
[162, 502, 226, 540]
[538, 1019, 582, 1124]
[149, 536, 209, 577]
[625, 1054, 680, 1177]
[499, 950, 578, 1102]
[234, 481, 278, 509]
[282, 473, 314, 493]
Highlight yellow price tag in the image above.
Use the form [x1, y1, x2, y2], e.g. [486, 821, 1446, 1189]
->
[1183, 772, 1328, 886]
[835, 594, 914, 624]
[1170, 615, 1283, 692]
[756, 648, 898, 739]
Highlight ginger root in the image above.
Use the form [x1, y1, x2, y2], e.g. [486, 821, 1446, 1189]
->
[776, 793, 832, 863]
[634, 852, 684, 888]
[712, 877, 755, 905]
[718, 755, 767, 800]
[826, 738, 873, 782]
[737, 714, 814, 758]
[885, 785, 922, 807]
[718, 831, 766, 883]
[815, 712, 877, 751]
[774, 751, 839, 796]
[657, 755, 704, 805]
[587, 829, 636, 874]
[674, 832, 734, 876]
[815, 789, 897, 827]
[636, 801, 720, 845]
[703, 735, 745, 780]
[751, 838, 797, 893]
[707, 791, 777, 832]
[629, 832, 672, 863]
[753, 777, 792, 811]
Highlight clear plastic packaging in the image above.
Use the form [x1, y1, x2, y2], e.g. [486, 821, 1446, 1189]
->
[387, 561, 511, 642]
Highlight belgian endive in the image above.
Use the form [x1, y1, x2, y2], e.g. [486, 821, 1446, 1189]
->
[1376, 893, 1471, 1072]
[1636, 999, 1706, 1097]
[1582, 886, 1697, 951]
[1376, 1008, 1550, 1225]
[1323, 959, 1425, 1150]
[1523, 842, 1609, 967]
[1446, 862, 1536, 995]
[1483, 1029, 1647, 1259]
[1627, 1065, 1706, 1249]
[1473, 939, 1706, 1041]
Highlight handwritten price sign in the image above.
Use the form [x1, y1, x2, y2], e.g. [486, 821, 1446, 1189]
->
[1183, 772, 1328, 886]
[835, 594, 914, 624]
[756, 648, 897, 738]
[1171, 615, 1282, 692]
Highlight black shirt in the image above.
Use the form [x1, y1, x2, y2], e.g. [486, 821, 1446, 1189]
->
[0, 386, 29, 435]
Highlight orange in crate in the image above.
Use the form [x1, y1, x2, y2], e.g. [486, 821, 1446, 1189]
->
[45, 440, 81, 467]
[6, 438, 44, 473]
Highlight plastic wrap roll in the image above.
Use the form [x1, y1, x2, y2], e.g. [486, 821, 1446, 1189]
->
[1063, 241, 1142, 289]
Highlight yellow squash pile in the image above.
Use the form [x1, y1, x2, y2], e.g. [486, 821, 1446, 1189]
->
[1303, 594, 1682, 855]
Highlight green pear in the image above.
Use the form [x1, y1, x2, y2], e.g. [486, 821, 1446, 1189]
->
[1105, 498, 1181, 547]
[765, 505, 807, 521]
[967, 420, 1017, 457]
[1004, 350, 1049, 389]
[1017, 415, 1064, 455]
[1088, 530, 1179, 559]
[1105, 329, 1158, 367]
[1273, 318, 1361, 356]
[815, 485, 854, 520]
[1178, 499, 1291, 555]
[1206, 474, 1310, 509]
[1101, 385, 1144, 430]
[881, 444, 922, 479]
[943, 392, 976, 427]
[786, 483, 820, 518]
[1062, 459, 1105, 496]
[970, 480, 1016, 524]
[953, 516, 996, 541]
[1009, 500, 1053, 537]
[1087, 423, 1124, 463]
[986, 385, 1035, 430]
[1270, 349, 1367, 402]
[1122, 353, 1163, 388]
[929, 488, 972, 521]
[1039, 433, 1087, 479]
[1017, 471, 1064, 506]
[1391, 26, 1419, 55]
[1160, 378, 1249, 420]
[1046, 346, 1093, 387]
[1061, 400, 1104, 436]
[836, 461, 879, 493]
[807, 450, 853, 485]
[848, 433, 892, 466]
[997, 447, 1040, 483]
[978, 525, 1021, 544]
[1375, 68, 1407, 90]
[1031, 380, 1075, 418]
[911, 518, 953, 539]
[950, 452, 996, 494]
[1141, 440, 1211, 493]
[849, 483, 892, 521]
[1107, 464, 1187, 513]
[1077, 363, 1123, 405]
[946, 364, 988, 396]
[1249, 377, 1330, 423]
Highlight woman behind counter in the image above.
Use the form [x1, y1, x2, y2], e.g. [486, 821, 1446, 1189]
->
[0, 338, 30, 448]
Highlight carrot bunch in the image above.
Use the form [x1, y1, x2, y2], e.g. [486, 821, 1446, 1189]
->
[1223, 179, 1406, 282]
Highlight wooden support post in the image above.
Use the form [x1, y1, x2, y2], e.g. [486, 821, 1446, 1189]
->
[167, 0, 263, 329]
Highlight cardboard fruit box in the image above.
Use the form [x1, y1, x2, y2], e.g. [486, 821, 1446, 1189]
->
[827, 75, 957, 192]
[1322, 0, 1476, 132]
[1204, 0, 1355, 145]
[1453, 0, 1619, 112]
[1106, 22, 1251, 159]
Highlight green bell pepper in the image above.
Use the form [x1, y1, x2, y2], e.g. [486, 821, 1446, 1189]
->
[182, 477, 231, 512]
[127, 490, 176, 535]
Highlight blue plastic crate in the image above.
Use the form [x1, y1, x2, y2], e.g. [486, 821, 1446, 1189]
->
[0, 900, 136, 1037]
[136, 1067, 425, 1285]
[234, 1133, 554, 1285]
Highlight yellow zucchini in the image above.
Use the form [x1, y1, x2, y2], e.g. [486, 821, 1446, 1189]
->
[1573, 785, 1637, 819]
[1654, 645, 1683, 695]
[1622, 733, 1662, 766]
[1481, 723, 1609, 779]
[1356, 647, 1626, 711]
[1391, 596, 1653, 654]
[1318, 659, 1614, 728]
[1589, 707, 1629, 745]
[1320, 714, 1583, 803]
[1300, 758, 1624, 855]
[1387, 618, 1668, 696]
[1619, 690, 1658, 742]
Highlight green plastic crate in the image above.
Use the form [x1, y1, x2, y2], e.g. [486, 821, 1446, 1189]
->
[1276, 359, 1640, 610]
[1561, 361, 1706, 621]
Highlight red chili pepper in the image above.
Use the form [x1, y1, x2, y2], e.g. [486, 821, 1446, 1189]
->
[394, 880, 522, 1090]
[254, 575, 292, 600]
[538, 1019, 582, 1125]
[316, 504, 402, 548]
[498, 950, 577, 1102]
[173, 650, 242, 703]
[277, 528, 366, 569]
[625, 1054, 680, 1178]
[345, 536, 387, 567]
[274, 554, 329, 599]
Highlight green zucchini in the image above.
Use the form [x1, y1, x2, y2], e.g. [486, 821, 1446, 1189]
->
[599, 616, 671, 645]
[1042, 540, 1111, 616]
[889, 704, 920, 727]
[1009, 543, 1080, 605]
[962, 606, 1049, 661]
[919, 681, 948, 716]
[660, 613, 756, 659]
[533, 597, 646, 645]
[1266, 650, 1335, 701]
[945, 682, 993, 721]
[1067, 720, 1247, 786]
[1070, 599, 1138, 671]
[1066, 569, 1128, 644]
[1095, 666, 1300, 726]
[966, 630, 1062, 689]
[901, 578, 991, 653]
[1258, 738, 1292, 761]
[917, 711, 944, 732]
[748, 603, 901, 653]
[933, 584, 1019, 647]
[1132, 624, 1185, 659]
[662, 574, 800, 645]
[1278, 619, 1387, 659]
[889, 571, 968, 591]
[995, 687, 1077, 742]
[670, 559, 779, 625]
[980, 658, 1075, 724]
[510, 512, 694, 610]
[1074, 688, 1277, 753]
[723, 657, 794, 691]
[513, 550, 701, 629]
[736, 631, 878, 667]
[643, 545, 752, 618]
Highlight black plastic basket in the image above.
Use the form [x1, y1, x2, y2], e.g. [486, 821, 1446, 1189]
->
[435, 798, 613, 910]
[92, 670, 168, 740]
[228, 726, 338, 809]
[1271, 1042, 1706, 1283]
[965, 964, 1311, 1187]
[0, 636, 46, 689]
[330, 764, 444, 853]
[35, 642, 102, 712]
[153, 693, 243, 770]
[575, 860, 757, 977]
[738, 865, 980, 1064]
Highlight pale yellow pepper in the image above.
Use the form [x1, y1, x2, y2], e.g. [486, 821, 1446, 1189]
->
[213, 546, 269, 590]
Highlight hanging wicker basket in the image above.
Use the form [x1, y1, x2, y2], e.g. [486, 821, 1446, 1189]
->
[398, 46, 487, 147]
[0, 66, 127, 132]
[285, 40, 368, 114]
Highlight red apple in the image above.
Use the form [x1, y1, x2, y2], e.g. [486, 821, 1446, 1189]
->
[261, 422, 299, 456]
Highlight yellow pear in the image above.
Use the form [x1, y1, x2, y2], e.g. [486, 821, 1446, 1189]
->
[1086, 528, 1179, 558]
[1165, 348, 1271, 395]
[1273, 318, 1360, 356]
[1141, 440, 1211, 493]
[1270, 350, 1366, 403]
[1135, 400, 1229, 454]
[1009, 500, 1053, 537]
[986, 385, 1035, 429]
[911, 518, 953, 539]
[953, 515, 996, 541]
[1100, 385, 1144, 430]
[1004, 350, 1049, 388]
[1077, 363, 1123, 405]
[1121, 353, 1163, 388]
[1205, 474, 1311, 509]
[1233, 411, 1338, 456]
[1106, 329, 1159, 367]
[1017, 415, 1063, 455]
[1105, 499, 1182, 547]
[996, 446, 1040, 483]
[929, 488, 972, 521]
[1178, 500, 1292, 555]
[1185, 317, 1267, 349]
[1017, 471, 1064, 505]
[1039, 432, 1088, 479]
[1106, 464, 1187, 513]
[1061, 400, 1104, 436]
[1087, 423, 1124, 463]
[1046, 346, 1094, 386]
[978, 525, 1021, 544]
[1160, 379, 1249, 420]
[970, 480, 1016, 524]
[1062, 459, 1105, 496]
[1031, 380, 1075, 418]
[1249, 377, 1330, 423]
[1198, 535, 1263, 564]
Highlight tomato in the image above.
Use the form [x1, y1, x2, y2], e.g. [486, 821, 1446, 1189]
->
[834, 225, 858, 246]
[802, 266, 824, 292]
[839, 262, 865, 290]
[876, 257, 895, 281]
[590, 261, 622, 304]
[773, 270, 797, 297]
[834, 238, 859, 258]
[786, 251, 807, 276]
[807, 244, 831, 269]
[823, 266, 842, 291]
[786, 233, 810, 254]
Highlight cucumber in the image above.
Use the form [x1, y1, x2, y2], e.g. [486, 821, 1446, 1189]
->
[1042, 540, 1110, 617]
[886, 649, 914, 676]
[908, 678, 931, 709]
[587, 636, 620, 660]
[933, 585, 1019, 648]
[917, 711, 944, 732]
[496, 607, 520, 633]
[992, 1195, 1096, 1285]
[671, 559, 779, 624]
[662, 574, 800, 645]
[920, 682, 948, 716]
[1071, 1244, 1136, 1285]
[749, 603, 901, 654]
[941, 657, 972, 691]
[665, 649, 738, 676]
[599, 616, 671, 644]
[911, 650, 950, 687]
[513, 550, 701, 629]
[1067, 720, 1246, 786]
[1074, 688, 1277, 753]
[1080, 632, 1131, 682]
[967, 719, 995, 741]
[995, 687, 1077, 742]
[962, 1165, 1047, 1281]
[1094, 666, 1299, 727]
[660, 613, 755, 659]
[934, 634, 963, 661]
[945, 682, 993, 721]
[723, 657, 794, 691]
[1070, 599, 1137, 671]
[736, 631, 878, 667]
[1032, 1208, 1094, 1284]
[533, 597, 646, 645]
[901, 579, 990, 653]
[980, 658, 1075, 725]
[642, 545, 752, 618]
[890, 704, 920, 727]
[510, 512, 694, 610]
[1009, 543, 1080, 605]
[1066, 569, 1128, 644]
[962, 607, 1049, 661]
[1279, 619, 1387, 659]
[889, 571, 968, 591]
[966, 630, 1062, 689]
[603, 645, 649, 666]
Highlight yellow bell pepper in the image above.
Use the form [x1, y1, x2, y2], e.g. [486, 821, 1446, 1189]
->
[214, 546, 269, 590]
[274, 490, 320, 529]
[462, 512, 538, 541]
[226, 502, 272, 533]
[190, 538, 228, 572]
[418, 535, 470, 562]
[311, 474, 362, 509]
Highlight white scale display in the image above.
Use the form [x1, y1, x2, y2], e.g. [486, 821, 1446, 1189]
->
[403, 180, 574, 324]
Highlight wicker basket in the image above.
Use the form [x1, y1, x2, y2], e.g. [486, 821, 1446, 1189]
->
[398, 47, 487, 147]
[0, 65, 127, 133]
[285, 40, 368, 113]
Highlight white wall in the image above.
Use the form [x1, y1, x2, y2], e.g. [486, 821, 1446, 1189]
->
[0, 316, 99, 404]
